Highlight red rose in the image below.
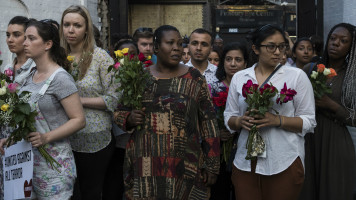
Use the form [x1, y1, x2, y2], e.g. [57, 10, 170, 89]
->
[242, 80, 253, 98]
[129, 54, 135, 60]
[138, 53, 145, 61]
[277, 83, 297, 104]
[144, 60, 153, 67]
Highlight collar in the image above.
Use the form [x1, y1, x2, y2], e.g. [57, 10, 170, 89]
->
[206, 61, 216, 72]
[186, 59, 215, 73]
[16, 58, 36, 74]
[244, 63, 284, 79]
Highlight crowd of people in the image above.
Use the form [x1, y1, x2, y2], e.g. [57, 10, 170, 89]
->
[0, 4, 355, 200]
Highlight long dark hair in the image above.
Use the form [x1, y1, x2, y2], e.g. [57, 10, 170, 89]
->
[27, 20, 70, 70]
[216, 42, 249, 81]
[321, 23, 356, 125]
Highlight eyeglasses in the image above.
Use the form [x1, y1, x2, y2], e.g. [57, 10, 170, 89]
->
[260, 43, 287, 53]
[135, 27, 153, 33]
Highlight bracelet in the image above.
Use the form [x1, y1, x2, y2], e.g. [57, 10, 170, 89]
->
[277, 115, 282, 128]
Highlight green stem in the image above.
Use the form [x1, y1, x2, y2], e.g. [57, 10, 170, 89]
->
[38, 146, 62, 172]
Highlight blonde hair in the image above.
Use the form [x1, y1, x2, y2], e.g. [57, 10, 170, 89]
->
[60, 5, 94, 80]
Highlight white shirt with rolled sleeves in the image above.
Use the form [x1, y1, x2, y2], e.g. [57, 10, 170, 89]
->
[185, 59, 219, 85]
[224, 63, 316, 175]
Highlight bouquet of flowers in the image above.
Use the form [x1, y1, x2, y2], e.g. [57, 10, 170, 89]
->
[242, 80, 297, 160]
[0, 69, 61, 171]
[108, 49, 152, 130]
[211, 87, 232, 163]
[309, 64, 337, 99]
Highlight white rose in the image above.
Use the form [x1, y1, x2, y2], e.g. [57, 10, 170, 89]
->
[323, 68, 331, 76]
[0, 86, 6, 95]
[311, 71, 318, 79]
[120, 58, 124, 65]
[251, 152, 258, 157]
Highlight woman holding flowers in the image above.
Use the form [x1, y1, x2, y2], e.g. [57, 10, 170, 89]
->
[114, 25, 220, 199]
[303, 23, 356, 200]
[224, 24, 316, 200]
[1, 19, 85, 199]
[60, 5, 118, 199]
[209, 41, 249, 200]
[0, 16, 36, 200]
[103, 39, 138, 200]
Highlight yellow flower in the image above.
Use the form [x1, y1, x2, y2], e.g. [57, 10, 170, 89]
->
[114, 50, 123, 57]
[67, 56, 75, 62]
[1, 104, 9, 112]
[147, 55, 151, 60]
[121, 48, 129, 54]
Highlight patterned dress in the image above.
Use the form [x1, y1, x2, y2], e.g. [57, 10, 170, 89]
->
[114, 67, 220, 200]
[69, 47, 118, 153]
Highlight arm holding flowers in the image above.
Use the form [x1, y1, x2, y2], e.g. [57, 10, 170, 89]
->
[27, 92, 85, 147]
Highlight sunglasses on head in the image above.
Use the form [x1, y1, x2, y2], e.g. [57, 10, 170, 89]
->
[135, 27, 153, 33]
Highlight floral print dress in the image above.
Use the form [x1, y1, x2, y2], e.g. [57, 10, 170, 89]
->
[69, 47, 118, 153]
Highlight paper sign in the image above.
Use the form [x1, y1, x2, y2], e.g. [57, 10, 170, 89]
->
[3, 139, 33, 200]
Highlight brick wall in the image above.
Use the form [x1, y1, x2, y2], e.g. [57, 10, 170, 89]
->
[0, 0, 99, 68]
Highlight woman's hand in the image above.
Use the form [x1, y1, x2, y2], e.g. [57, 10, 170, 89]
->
[27, 132, 48, 148]
[220, 130, 233, 142]
[239, 111, 256, 131]
[201, 169, 218, 187]
[316, 95, 339, 112]
[250, 112, 280, 129]
[0, 138, 7, 155]
[127, 108, 146, 127]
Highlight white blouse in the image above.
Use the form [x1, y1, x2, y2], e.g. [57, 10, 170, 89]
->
[224, 63, 316, 175]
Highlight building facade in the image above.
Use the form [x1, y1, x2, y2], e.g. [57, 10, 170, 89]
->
[0, 0, 102, 67]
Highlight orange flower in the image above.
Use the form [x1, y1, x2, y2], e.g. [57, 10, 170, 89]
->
[317, 64, 325, 73]
[327, 68, 337, 78]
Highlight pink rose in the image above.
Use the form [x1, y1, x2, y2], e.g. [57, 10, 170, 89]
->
[4, 68, 13, 77]
[7, 83, 18, 93]
[113, 62, 120, 69]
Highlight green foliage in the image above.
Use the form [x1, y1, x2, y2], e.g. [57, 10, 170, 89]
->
[109, 55, 151, 110]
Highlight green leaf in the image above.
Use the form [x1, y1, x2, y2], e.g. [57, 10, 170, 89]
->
[14, 114, 25, 123]
[18, 103, 31, 115]
[108, 65, 113, 73]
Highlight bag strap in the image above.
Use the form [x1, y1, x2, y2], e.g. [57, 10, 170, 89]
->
[259, 64, 283, 88]
[308, 62, 316, 76]
[38, 68, 66, 95]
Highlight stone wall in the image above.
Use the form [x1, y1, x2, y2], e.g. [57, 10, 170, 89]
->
[323, 0, 356, 40]
[0, 0, 100, 67]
